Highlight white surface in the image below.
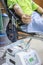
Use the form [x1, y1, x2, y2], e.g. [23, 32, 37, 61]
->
[2, 63, 8, 65]
[6, 49, 41, 65]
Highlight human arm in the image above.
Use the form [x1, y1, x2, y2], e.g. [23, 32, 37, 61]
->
[13, 4, 31, 24]
[37, 6, 43, 14]
[32, 2, 43, 14]
[13, 4, 24, 18]
[35, 3, 43, 17]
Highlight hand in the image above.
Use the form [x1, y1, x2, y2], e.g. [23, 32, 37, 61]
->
[21, 14, 31, 24]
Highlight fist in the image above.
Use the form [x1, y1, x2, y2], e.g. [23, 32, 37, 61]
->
[21, 14, 31, 24]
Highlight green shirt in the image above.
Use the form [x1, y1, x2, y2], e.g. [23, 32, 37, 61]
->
[7, 0, 39, 15]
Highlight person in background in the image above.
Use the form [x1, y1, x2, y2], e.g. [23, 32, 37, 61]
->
[7, 0, 43, 33]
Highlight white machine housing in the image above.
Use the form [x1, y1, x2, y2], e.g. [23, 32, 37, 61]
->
[5, 46, 41, 65]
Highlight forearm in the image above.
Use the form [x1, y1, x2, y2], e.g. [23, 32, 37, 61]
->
[13, 4, 24, 18]
[37, 6, 43, 14]
[13, 4, 31, 24]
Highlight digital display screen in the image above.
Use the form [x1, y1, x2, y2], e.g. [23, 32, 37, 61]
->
[29, 57, 34, 62]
